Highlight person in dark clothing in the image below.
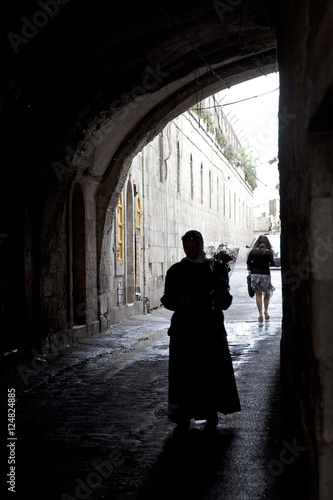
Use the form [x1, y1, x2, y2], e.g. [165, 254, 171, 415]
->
[246, 235, 275, 323]
[161, 230, 241, 435]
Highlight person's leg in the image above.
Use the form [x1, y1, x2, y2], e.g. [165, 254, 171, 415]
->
[264, 294, 270, 319]
[256, 291, 263, 321]
[204, 409, 219, 432]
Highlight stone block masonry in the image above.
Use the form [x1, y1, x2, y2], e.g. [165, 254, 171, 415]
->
[110, 108, 254, 315]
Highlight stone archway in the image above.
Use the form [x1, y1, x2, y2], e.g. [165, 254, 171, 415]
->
[3, 0, 333, 496]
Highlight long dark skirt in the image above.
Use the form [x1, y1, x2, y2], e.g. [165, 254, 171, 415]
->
[167, 308, 241, 423]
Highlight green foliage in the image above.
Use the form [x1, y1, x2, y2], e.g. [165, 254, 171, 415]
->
[236, 149, 259, 191]
[191, 104, 258, 190]
[203, 112, 215, 134]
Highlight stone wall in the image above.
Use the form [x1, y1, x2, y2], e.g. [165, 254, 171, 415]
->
[3, 1, 333, 496]
[107, 109, 254, 318]
[279, 1, 333, 497]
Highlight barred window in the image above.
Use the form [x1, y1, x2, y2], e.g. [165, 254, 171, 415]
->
[136, 196, 142, 233]
[190, 154, 193, 199]
[177, 141, 181, 192]
[117, 194, 124, 263]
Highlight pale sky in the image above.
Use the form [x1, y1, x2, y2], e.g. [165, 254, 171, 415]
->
[217, 72, 280, 203]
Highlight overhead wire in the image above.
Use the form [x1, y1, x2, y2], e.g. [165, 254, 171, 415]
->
[154, 0, 230, 88]
[154, 0, 279, 195]
[192, 87, 280, 193]
[193, 87, 279, 110]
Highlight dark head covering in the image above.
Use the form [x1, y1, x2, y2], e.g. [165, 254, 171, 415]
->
[181, 230, 207, 263]
[181, 230, 203, 242]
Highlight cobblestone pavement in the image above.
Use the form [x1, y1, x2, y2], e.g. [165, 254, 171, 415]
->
[1, 270, 308, 500]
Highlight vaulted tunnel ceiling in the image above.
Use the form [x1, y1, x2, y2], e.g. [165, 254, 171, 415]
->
[0, 0, 277, 222]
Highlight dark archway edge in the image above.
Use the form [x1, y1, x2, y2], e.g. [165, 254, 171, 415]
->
[0, 0, 277, 338]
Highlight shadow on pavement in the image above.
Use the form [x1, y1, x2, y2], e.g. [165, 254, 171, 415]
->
[136, 426, 236, 500]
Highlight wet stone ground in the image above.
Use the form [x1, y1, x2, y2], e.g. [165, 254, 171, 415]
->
[1, 264, 308, 499]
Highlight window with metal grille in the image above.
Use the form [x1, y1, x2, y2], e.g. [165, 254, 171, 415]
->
[117, 194, 123, 263]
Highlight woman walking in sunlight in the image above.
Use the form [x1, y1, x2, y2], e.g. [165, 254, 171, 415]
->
[247, 235, 275, 324]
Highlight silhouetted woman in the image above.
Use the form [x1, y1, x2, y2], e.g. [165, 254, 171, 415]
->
[247, 235, 275, 323]
[161, 230, 241, 435]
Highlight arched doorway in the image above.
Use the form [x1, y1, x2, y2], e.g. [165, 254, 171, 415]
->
[135, 194, 142, 301]
[72, 184, 86, 325]
[126, 181, 135, 304]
